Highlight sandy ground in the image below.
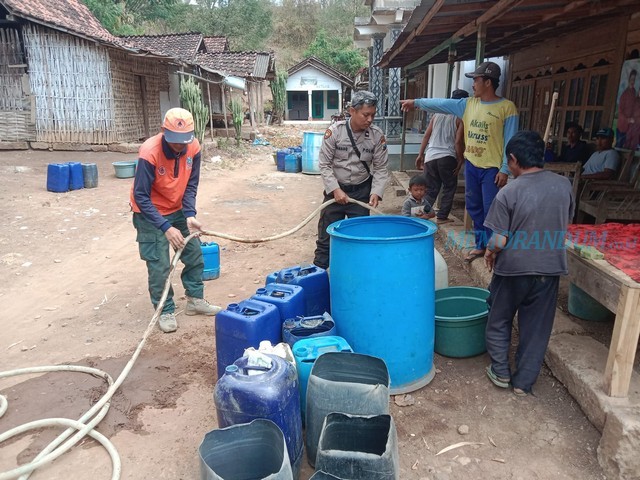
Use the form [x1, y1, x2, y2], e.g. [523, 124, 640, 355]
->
[0, 127, 606, 479]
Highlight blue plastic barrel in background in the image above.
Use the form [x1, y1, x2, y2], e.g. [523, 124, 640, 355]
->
[284, 153, 301, 173]
[82, 163, 98, 188]
[214, 300, 281, 379]
[302, 131, 324, 174]
[327, 216, 437, 394]
[67, 162, 84, 190]
[46, 163, 70, 192]
[276, 149, 289, 172]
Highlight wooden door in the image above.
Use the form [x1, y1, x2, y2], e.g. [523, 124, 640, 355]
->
[532, 78, 554, 137]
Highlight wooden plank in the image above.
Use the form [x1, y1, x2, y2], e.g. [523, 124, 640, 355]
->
[604, 285, 640, 397]
[567, 249, 622, 312]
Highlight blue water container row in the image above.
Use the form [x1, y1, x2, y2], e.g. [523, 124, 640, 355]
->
[266, 264, 331, 316]
[214, 354, 303, 479]
[47, 162, 95, 192]
[201, 241, 220, 281]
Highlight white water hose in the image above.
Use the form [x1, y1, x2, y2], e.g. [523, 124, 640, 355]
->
[0, 198, 381, 480]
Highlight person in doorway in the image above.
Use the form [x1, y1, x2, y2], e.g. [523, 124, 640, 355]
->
[401, 174, 436, 218]
[558, 122, 590, 164]
[415, 89, 468, 224]
[616, 69, 637, 149]
[130, 107, 221, 333]
[401, 61, 519, 262]
[313, 90, 390, 270]
[581, 128, 620, 180]
[483, 130, 574, 396]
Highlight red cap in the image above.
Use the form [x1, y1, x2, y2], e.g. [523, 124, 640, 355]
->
[162, 108, 195, 144]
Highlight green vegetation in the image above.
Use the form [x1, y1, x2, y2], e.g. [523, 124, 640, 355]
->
[83, 0, 369, 76]
[228, 97, 244, 146]
[270, 70, 288, 124]
[179, 77, 209, 143]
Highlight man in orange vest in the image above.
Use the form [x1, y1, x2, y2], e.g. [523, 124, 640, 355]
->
[130, 108, 220, 333]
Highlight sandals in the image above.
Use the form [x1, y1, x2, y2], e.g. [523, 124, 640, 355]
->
[464, 249, 485, 263]
[513, 387, 529, 397]
[486, 365, 510, 389]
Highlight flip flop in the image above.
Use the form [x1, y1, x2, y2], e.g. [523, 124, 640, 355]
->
[464, 250, 485, 263]
[486, 365, 510, 389]
[436, 217, 454, 224]
[513, 387, 529, 397]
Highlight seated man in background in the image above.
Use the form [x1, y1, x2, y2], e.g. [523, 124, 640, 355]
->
[558, 122, 591, 164]
[581, 128, 620, 180]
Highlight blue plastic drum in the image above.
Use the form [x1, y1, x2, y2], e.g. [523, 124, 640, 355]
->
[302, 131, 324, 174]
[327, 216, 437, 394]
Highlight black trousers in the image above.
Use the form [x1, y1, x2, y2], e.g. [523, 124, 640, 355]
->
[313, 178, 372, 269]
[485, 274, 559, 392]
[424, 155, 458, 219]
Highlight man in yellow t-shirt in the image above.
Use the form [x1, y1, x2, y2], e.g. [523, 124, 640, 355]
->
[401, 61, 519, 261]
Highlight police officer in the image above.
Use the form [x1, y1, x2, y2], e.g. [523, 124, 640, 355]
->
[313, 90, 390, 269]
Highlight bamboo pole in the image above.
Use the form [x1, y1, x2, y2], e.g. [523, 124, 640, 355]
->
[220, 83, 229, 136]
[207, 82, 214, 141]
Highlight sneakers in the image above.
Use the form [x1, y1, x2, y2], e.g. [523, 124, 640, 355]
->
[185, 296, 222, 316]
[158, 313, 177, 333]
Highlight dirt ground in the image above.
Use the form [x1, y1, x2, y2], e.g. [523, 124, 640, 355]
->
[0, 125, 606, 479]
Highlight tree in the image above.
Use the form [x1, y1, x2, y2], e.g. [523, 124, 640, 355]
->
[304, 29, 366, 77]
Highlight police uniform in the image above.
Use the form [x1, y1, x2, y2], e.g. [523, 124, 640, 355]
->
[313, 120, 390, 269]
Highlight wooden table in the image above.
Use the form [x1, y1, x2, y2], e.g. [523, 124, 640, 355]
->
[567, 247, 640, 397]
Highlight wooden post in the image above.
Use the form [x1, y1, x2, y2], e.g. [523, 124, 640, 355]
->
[604, 285, 640, 397]
[207, 82, 214, 141]
[248, 82, 256, 130]
[220, 83, 229, 137]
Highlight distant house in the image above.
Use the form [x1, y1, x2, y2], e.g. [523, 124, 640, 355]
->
[0, 0, 183, 147]
[286, 57, 353, 121]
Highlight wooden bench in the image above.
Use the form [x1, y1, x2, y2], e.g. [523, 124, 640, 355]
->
[577, 150, 640, 224]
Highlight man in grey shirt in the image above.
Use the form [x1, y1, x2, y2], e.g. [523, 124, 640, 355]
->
[313, 90, 389, 269]
[581, 127, 620, 180]
[483, 131, 575, 396]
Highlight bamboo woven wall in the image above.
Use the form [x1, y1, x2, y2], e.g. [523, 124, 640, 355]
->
[0, 27, 35, 141]
[109, 49, 168, 142]
[22, 24, 117, 144]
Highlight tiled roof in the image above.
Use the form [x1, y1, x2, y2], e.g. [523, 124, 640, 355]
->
[203, 36, 228, 53]
[120, 32, 203, 61]
[196, 51, 273, 79]
[1, 0, 117, 44]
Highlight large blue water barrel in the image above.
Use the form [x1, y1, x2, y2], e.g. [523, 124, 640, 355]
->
[302, 131, 324, 174]
[214, 300, 281, 379]
[67, 162, 84, 190]
[327, 216, 437, 394]
[199, 419, 293, 479]
[214, 354, 303, 479]
[46, 163, 70, 192]
[277, 265, 330, 316]
[251, 283, 305, 323]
